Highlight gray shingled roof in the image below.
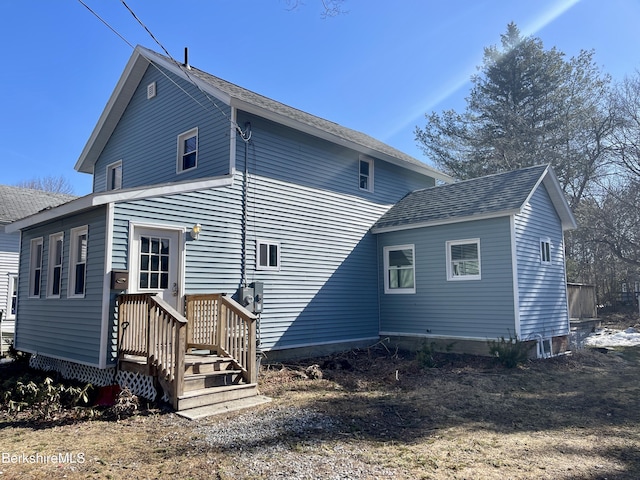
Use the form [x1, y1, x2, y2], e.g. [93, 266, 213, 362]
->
[188, 65, 435, 173]
[372, 165, 550, 232]
[0, 185, 76, 224]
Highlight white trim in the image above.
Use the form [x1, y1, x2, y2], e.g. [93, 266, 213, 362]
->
[510, 216, 521, 339]
[380, 331, 491, 342]
[28, 237, 43, 298]
[5, 272, 18, 320]
[263, 336, 379, 352]
[540, 237, 552, 264]
[5, 174, 234, 233]
[383, 244, 416, 294]
[176, 127, 199, 174]
[446, 238, 481, 281]
[256, 239, 281, 271]
[128, 222, 186, 314]
[371, 209, 521, 234]
[359, 155, 374, 193]
[230, 107, 238, 173]
[99, 203, 115, 369]
[67, 225, 89, 298]
[106, 160, 123, 191]
[46, 232, 64, 298]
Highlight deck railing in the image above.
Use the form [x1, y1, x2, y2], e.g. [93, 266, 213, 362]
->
[117, 294, 187, 407]
[185, 293, 258, 383]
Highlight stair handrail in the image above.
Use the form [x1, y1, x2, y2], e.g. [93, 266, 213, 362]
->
[118, 293, 187, 408]
[185, 293, 258, 383]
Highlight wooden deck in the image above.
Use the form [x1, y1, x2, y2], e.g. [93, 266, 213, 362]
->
[117, 293, 258, 412]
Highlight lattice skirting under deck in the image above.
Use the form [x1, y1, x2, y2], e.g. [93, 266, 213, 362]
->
[28, 354, 164, 402]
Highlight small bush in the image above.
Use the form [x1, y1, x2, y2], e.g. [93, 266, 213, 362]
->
[1, 372, 92, 420]
[416, 341, 438, 368]
[488, 336, 531, 368]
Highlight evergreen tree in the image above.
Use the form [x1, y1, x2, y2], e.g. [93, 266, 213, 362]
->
[416, 22, 612, 208]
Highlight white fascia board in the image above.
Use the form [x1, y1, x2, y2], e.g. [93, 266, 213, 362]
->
[231, 98, 453, 184]
[519, 166, 577, 231]
[371, 209, 520, 234]
[4, 175, 234, 233]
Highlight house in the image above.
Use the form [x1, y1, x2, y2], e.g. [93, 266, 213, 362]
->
[6, 45, 575, 412]
[0, 185, 76, 356]
[372, 165, 577, 357]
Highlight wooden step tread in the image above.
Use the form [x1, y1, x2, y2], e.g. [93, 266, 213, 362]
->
[179, 383, 258, 400]
[185, 370, 243, 379]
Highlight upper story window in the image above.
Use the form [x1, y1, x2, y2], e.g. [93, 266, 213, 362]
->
[177, 128, 198, 173]
[540, 238, 551, 264]
[29, 237, 43, 298]
[107, 161, 122, 190]
[447, 239, 481, 281]
[69, 226, 88, 297]
[383, 245, 416, 294]
[359, 156, 374, 192]
[47, 232, 64, 298]
[257, 240, 280, 271]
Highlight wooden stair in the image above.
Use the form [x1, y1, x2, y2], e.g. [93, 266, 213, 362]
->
[176, 353, 259, 412]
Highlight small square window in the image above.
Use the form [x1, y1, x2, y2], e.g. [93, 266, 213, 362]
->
[447, 239, 481, 281]
[384, 245, 415, 294]
[107, 161, 122, 190]
[177, 128, 198, 173]
[257, 240, 280, 271]
[359, 156, 374, 192]
[540, 239, 551, 264]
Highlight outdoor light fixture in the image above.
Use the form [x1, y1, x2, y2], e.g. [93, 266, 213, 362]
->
[190, 223, 202, 240]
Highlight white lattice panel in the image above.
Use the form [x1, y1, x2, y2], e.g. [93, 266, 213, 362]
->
[115, 370, 158, 402]
[29, 354, 116, 386]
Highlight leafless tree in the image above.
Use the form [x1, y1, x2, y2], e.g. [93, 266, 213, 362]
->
[283, 0, 347, 18]
[16, 175, 75, 195]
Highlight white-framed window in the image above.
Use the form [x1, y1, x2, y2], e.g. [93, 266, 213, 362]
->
[47, 232, 64, 298]
[6, 273, 18, 319]
[447, 239, 481, 281]
[107, 160, 123, 191]
[256, 240, 280, 271]
[69, 226, 88, 298]
[384, 245, 416, 294]
[359, 156, 374, 192]
[177, 128, 198, 173]
[540, 238, 551, 264]
[29, 237, 44, 298]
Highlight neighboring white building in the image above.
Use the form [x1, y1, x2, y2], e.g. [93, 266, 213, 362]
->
[0, 185, 75, 356]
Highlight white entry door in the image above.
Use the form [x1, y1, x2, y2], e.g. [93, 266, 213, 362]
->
[130, 227, 182, 311]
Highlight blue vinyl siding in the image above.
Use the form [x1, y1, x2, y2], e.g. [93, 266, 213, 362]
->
[0, 231, 19, 316]
[93, 64, 232, 192]
[16, 207, 107, 365]
[515, 184, 569, 338]
[245, 174, 389, 350]
[378, 217, 516, 340]
[236, 113, 435, 201]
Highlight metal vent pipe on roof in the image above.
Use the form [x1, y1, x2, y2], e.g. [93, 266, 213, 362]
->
[184, 47, 191, 70]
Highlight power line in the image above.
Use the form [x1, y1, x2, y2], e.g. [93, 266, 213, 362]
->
[77, 0, 250, 138]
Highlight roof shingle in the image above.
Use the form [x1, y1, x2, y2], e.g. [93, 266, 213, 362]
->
[0, 185, 76, 224]
[372, 165, 549, 232]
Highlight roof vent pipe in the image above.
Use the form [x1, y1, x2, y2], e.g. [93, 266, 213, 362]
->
[184, 47, 191, 70]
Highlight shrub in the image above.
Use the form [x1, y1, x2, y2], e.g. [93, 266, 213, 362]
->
[488, 336, 532, 368]
[416, 341, 438, 368]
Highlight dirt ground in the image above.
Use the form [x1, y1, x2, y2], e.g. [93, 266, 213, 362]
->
[1, 315, 640, 479]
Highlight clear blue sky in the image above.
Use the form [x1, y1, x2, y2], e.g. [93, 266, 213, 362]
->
[1, 0, 638, 195]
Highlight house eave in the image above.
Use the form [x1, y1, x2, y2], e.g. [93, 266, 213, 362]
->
[4, 174, 234, 233]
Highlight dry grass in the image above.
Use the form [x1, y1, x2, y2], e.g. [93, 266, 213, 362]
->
[2, 319, 640, 479]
